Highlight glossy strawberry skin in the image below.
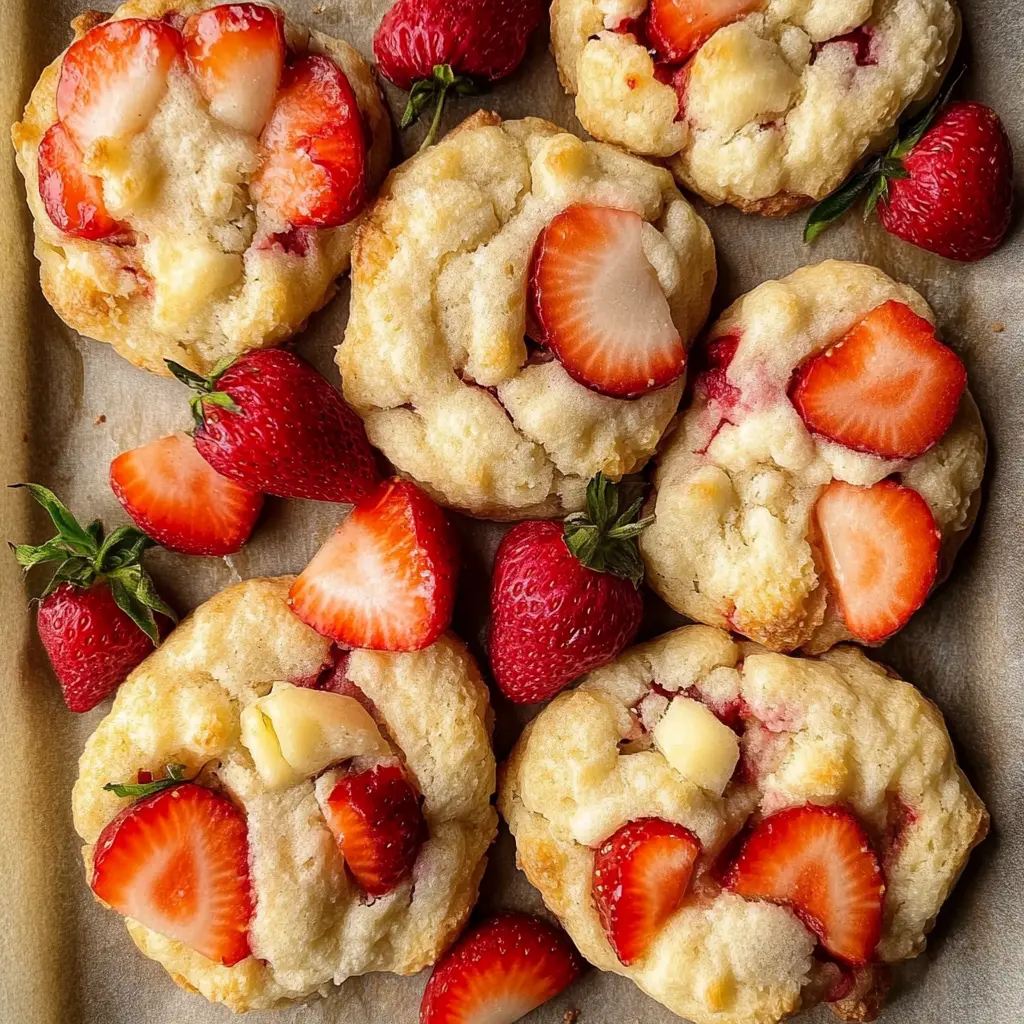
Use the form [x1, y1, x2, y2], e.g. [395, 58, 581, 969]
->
[878, 102, 1014, 263]
[37, 581, 156, 712]
[488, 520, 643, 704]
[193, 349, 381, 504]
[374, 0, 545, 91]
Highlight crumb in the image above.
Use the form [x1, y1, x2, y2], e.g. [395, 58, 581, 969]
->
[312, 3, 326, 11]
[94, 414, 106, 426]
[990, 322, 1005, 333]
[21, 431, 28, 443]
[563, 1011, 580, 1024]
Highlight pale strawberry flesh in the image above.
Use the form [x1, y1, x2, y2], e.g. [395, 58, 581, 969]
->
[530, 205, 685, 399]
[815, 479, 939, 643]
[419, 913, 583, 1024]
[110, 432, 263, 556]
[252, 54, 366, 228]
[648, 0, 763, 64]
[183, 2, 285, 135]
[91, 783, 253, 966]
[723, 803, 885, 965]
[592, 818, 701, 965]
[791, 301, 967, 459]
[57, 18, 183, 151]
[289, 479, 458, 651]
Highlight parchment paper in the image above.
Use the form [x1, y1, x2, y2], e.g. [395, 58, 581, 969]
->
[1, 1, 1022, 1021]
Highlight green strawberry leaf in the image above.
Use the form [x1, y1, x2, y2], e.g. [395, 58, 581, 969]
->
[96, 525, 154, 573]
[10, 536, 71, 570]
[165, 359, 213, 392]
[400, 64, 479, 150]
[107, 563, 177, 645]
[43, 556, 97, 597]
[804, 167, 879, 242]
[103, 763, 188, 799]
[891, 64, 965, 159]
[10, 483, 98, 558]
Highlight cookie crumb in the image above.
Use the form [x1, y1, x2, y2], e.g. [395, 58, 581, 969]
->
[990, 322, 1006, 333]
[563, 1011, 580, 1024]
[312, 3, 326, 11]
[94, 414, 107, 426]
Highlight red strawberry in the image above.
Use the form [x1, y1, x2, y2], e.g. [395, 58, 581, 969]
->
[168, 350, 380, 505]
[529, 205, 685, 399]
[815, 479, 939, 643]
[290, 478, 458, 651]
[790, 300, 967, 459]
[56, 18, 183, 151]
[592, 818, 701, 965]
[251, 54, 366, 228]
[648, 0, 763, 64]
[10, 484, 175, 712]
[91, 782, 253, 965]
[419, 913, 583, 1024]
[110, 433, 263, 557]
[183, 2, 285, 135]
[488, 474, 647, 704]
[723, 803, 885, 965]
[36, 122, 120, 239]
[322, 762, 424, 897]
[374, 0, 545, 146]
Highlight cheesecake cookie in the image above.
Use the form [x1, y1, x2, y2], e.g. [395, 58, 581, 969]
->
[338, 111, 716, 519]
[73, 578, 497, 1011]
[500, 626, 987, 1024]
[641, 261, 985, 652]
[13, 0, 390, 375]
[550, 0, 959, 213]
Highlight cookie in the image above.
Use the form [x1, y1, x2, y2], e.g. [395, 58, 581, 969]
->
[550, 0, 960, 213]
[500, 626, 987, 1024]
[12, 0, 390, 375]
[73, 578, 497, 1011]
[641, 261, 986, 652]
[337, 111, 716, 520]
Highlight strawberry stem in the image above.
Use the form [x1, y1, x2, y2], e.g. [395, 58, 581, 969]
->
[166, 357, 241, 428]
[103, 763, 188, 799]
[397, 64, 478, 151]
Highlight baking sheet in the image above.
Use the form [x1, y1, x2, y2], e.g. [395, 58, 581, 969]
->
[1, 0, 1022, 1021]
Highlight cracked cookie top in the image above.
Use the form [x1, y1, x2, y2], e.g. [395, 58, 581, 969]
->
[12, 0, 390, 375]
[499, 626, 987, 1024]
[640, 261, 985, 653]
[337, 112, 716, 519]
[73, 578, 497, 1012]
[550, 0, 959, 212]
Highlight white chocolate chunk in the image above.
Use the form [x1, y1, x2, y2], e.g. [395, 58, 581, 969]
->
[653, 696, 740, 796]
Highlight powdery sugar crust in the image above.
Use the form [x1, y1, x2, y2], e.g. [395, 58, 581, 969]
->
[551, 0, 959, 211]
[12, 0, 391, 375]
[337, 112, 716, 520]
[640, 261, 986, 653]
[499, 626, 987, 1024]
[73, 579, 497, 1012]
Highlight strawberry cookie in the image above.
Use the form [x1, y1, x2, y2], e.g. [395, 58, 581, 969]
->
[550, 0, 960, 213]
[338, 111, 716, 519]
[500, 626, 987, 1024]
[12, 0, 390, 375]
[641, 261, 986, 652]
[72, 577, 496, 1011]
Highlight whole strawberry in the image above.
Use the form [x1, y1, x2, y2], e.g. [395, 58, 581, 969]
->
[168, 350, 380, 505]
[488, 474, 648, 704]
[373, 0, 545, 146]
[10, 485, 176, 712]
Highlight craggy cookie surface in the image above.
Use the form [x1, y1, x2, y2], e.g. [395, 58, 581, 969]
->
[12, 0, 390, 375]
[641, 261, 986, 652]
[73, 578, 497, 1011]
[550, 0, 959, 212]
[338, 112, 716, 519]
[500, 626, 987, 1024]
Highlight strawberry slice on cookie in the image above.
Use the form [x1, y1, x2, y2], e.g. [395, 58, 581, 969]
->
[648, 0, 763, 64]
[530, 205, 685, 399]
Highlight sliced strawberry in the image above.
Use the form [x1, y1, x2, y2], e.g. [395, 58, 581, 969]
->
[790, 301, 967, 459]
[110, 432, 263, 557]
[530, 205, 685, 399]
[289, 478, 458, 651]
[91, 783, 253, 966]
[815, 479, 939, 643]
[37, 122, 120, 239]
[251, 54, 366, 228]
[420, 913, 583, 1024]
[322, 762, 423, 898]
[723, 803, 885, 965]
[592, 818, 701, 965]
[57, 18, 183, 151]
[183, 3, 285, 135]
[648, 0, 763, 64]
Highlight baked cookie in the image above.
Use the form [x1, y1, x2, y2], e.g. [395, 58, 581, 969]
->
[338, 111, 716, 520]
[500, 626, 987, 1024]
[73, 578, 497, 1011]
[12, 1, 390, 375]
[641, 261, 985, 652]
[550, 0, 960, 213]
